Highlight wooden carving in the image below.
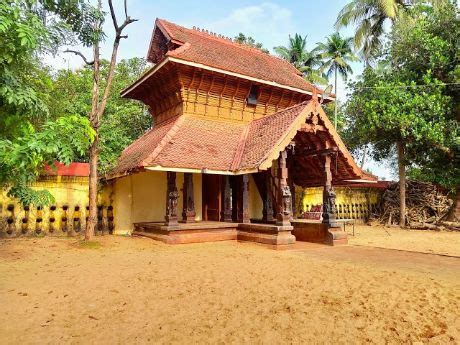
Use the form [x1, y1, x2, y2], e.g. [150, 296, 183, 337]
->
[241, 174, 250, 223]
[165, 171, 179, 226]
[221, 175, 233, 222]
[321, 153, 339, 228]
[276, 150, 292, 226]
[181, 173, 196, 222]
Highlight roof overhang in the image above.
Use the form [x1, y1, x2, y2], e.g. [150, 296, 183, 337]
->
[121, 56, 335, 102]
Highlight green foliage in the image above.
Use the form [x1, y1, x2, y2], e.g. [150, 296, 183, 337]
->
[0, 0, 98, 205]
[274, 34, 327, 84]
[335, 0, 406, 64]
[316, 33, 358, 81]
[344, 1, 459, 188]
[38, 0, 104, 47]
[234, 33, 269, 53]
[0, 116, 95, 205]
[0, 1, 51, 118]
[50, 58, 152, 174]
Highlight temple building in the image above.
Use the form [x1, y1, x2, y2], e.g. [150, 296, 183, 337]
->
[106, 19, 376, 248]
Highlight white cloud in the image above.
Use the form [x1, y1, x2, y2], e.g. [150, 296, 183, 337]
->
[205, 2, 294, 52]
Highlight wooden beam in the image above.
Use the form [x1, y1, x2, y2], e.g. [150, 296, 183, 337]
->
[241, 174, 250, 223]
[299, 123, 327, 133]
[165, 171, 179, 226]
[181, 173, 196, 223]
[276, 150, 291, 226]
[221, 175, 233, 222]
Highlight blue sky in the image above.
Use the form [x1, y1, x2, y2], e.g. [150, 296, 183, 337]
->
[50, 0, 394, 180]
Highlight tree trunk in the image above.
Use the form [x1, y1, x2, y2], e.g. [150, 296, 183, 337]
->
[86, 136, 99, 240]
[360, 144, 367, 169]
[334, 69, 338, 129]
[85, 2, 101, 241]
[397, 141, 406, 227]
[84, 0, 136, 240]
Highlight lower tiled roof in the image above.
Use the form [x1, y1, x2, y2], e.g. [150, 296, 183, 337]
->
[107, 101, 375, 183]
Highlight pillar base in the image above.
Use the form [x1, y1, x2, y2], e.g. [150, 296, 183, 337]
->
[237, 223, 295, 247]
[325, 226, 348, 246]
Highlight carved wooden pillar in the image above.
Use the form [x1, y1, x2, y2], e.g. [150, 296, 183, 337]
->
[221, 175, 233, 222]
[241, 174, 250, 223]
[262, 171, 274, 222]
[181, 173, 195, 223]
[277, 150, 292, 226]
[321, 153, 339, 228]
[165, 171, 179, 226]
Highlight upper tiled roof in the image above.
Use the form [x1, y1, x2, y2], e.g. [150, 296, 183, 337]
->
[151, 19, 317, 93]
[107, 101, 375, 184]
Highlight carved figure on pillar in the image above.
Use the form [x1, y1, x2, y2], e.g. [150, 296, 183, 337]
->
[277, 150, 292, 226]
[281, 185, 292, 217]
[221, 175, 233, 222]
[321, 152, 339, 228]
[165, 171, 179, 226]
[181, 173, 196, 222]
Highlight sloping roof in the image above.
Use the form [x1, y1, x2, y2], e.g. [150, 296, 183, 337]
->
[149, 19, 318, 94]
[107, 101, 375, 184]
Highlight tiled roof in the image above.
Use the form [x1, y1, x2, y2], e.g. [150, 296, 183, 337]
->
[108, 115, 247, 177]
[240, 103, 309, 170]
[107, 101, 375, 184]
[108, 105, 305, 178]
[152, 19, 317, 93]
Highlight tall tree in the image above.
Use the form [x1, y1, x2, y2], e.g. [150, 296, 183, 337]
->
[274, 34, 327, 84]
[335, 0, 407, 64]
[65, 0, 137, 241]
[343, 1, 459, 225]
[0, 0, 95, 205]
[316, 33, 358, 128]
[234, 33, 269, 53]
[49, 58, 151, 174]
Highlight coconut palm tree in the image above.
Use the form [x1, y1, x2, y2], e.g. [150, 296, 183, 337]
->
[335, 0, 407, 64]
[316, 33, 358, 128]
[274, 34, 327, 85]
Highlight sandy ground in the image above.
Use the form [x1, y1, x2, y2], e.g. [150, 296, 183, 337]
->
[0, 234, 459, 344]
[348, 225, 460, 257]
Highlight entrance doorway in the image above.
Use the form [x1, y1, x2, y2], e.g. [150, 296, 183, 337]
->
[202, 174, 222, 221]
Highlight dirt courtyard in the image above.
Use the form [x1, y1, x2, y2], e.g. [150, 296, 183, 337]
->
[1, 228, 459, 344]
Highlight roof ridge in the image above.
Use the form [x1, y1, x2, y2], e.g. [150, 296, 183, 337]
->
[249, 102, 314, 171]
[159, 18, 292, 61]
[230, 123, 251, 171]
[141, 115, 185, 167]
[314, 105, 369, 179]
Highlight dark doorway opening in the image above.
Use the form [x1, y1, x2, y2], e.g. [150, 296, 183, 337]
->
[202, 174, 222, 221]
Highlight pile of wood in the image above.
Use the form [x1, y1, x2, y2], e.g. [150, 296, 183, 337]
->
[377, 181, 457, 230]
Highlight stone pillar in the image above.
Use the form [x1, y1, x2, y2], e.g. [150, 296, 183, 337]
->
[321, 153, 339, 228]
[221, 175, 233, 222]
[277, 150, 292, 226]
[165, 171, 179, 226]
[262, 171, 274, 222]
[181, 173, 195, 223]
[241, 174, 250, 223]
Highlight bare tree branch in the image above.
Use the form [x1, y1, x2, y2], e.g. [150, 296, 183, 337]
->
[108, 0, 118, 30]
[63, 49, 94, 65]
[124, 0, 128, 19]
[118, 17, 138, 35]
